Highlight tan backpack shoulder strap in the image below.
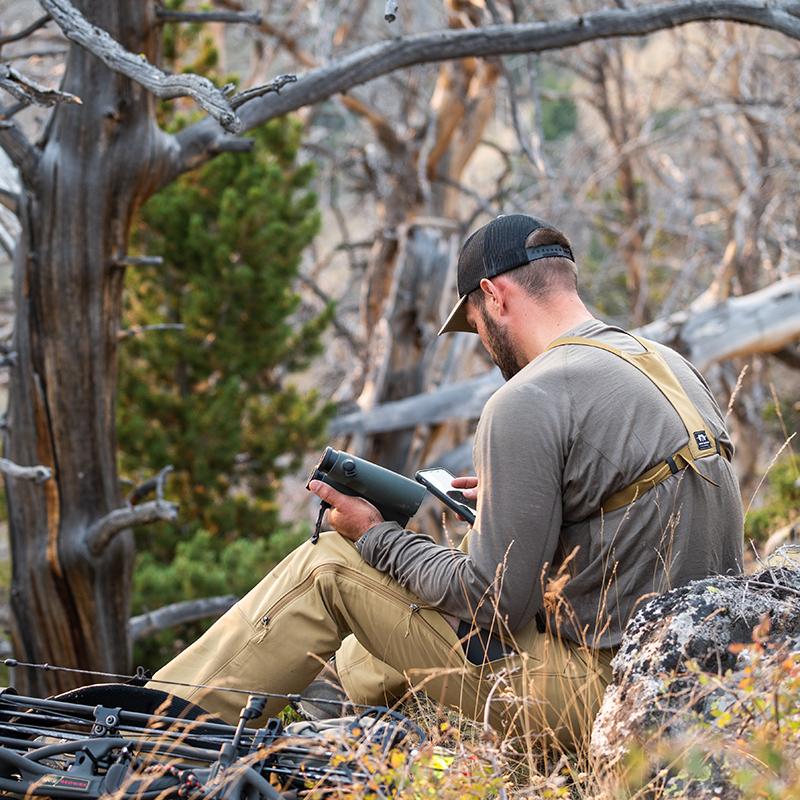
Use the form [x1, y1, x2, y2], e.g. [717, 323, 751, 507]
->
[546, 332, 727, 513]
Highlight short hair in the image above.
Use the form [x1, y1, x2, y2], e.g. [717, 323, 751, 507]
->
[470, 227, 578, 307]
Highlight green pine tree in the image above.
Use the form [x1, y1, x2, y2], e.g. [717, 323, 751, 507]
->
[119, 106, 332, 666]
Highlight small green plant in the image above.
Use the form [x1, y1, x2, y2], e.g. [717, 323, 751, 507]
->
[745, 456, 799, 543]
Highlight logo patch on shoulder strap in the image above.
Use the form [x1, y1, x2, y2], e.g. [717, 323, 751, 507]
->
[693, 430, 712, 451]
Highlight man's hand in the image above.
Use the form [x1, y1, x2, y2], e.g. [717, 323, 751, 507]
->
[451, 475, 478, 502]
[308, 480, 385, 542]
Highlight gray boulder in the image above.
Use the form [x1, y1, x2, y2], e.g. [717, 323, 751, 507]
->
[590, 563, 800, 797]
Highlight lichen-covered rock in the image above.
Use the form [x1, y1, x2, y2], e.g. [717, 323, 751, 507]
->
[590, 564, 800, 797]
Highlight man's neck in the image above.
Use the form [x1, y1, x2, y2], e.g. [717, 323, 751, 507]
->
[515, 294, 595, 363]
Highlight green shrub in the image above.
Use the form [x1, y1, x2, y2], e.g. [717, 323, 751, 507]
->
[745, 457, 800, 543]
[119, 119, 332, 668]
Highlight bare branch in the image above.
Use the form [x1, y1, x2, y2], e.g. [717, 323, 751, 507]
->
[130, 595, 237, 642]
[155, 7, 262, 26]
[230, 74, 297, 110]
[0, 14, 51, 47]
[87, 465, 177, 555]
[174, 0, 800, 176]
[113, 254, 164, 268]
[771, 346, 800, 370]
[87, 500, 178, 556]
[126, 465, 174, 506]
[0, 458, 51, 483]
[0, 222, 14, 258]
[0, 63, 81, 107]
[6, 48, 67, 61]
[210, 137, 254, 154]
[0, 119, 39, 185]
[39, 0, 241, 132]
[0, 186, 18, 215]
[297, 273, 364, 353]
[384, 1, 399, 23]
[117, 323, 185, 341]
[0, 100, 27, 120]
[330, 369, 502, 436]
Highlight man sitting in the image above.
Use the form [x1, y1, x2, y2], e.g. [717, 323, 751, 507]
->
[149, 214, 743, 749]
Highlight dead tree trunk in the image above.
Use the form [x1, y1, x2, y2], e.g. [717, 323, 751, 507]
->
[4, 1, 168, 695]
[354, 2, 500, 474]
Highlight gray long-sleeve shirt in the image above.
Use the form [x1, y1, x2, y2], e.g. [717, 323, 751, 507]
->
[359, 320, 744, 648]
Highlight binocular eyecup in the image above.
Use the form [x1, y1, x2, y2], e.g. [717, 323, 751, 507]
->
[308, 447, 426, 528]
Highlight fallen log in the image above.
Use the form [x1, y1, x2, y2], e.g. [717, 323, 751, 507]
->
[331, 276, 800, 435]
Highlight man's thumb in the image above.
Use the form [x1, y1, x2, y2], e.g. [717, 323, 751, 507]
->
[309, 479, 335, 504]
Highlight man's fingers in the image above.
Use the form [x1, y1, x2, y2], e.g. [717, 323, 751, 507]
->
[462, 487, 478, 500]
[308, 479, 343, 507]
[451, 475, 478, 489]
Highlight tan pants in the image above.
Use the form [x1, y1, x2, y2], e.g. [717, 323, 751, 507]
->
[148, 533, 612, 750]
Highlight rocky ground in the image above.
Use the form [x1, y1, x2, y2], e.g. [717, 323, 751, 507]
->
[591, 548, 800, 798]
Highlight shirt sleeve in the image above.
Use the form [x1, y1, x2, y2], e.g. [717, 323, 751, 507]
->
[359, 375, 568, 632]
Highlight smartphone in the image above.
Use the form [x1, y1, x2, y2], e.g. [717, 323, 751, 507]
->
[414, 467, 476, 525]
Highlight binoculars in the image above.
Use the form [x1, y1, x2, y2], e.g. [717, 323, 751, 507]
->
[308, 447, 426, 528]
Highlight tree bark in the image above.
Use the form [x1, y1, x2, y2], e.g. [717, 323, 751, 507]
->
[4, 0, 171, 695]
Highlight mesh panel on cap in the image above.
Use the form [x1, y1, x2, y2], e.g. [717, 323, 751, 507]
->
[483, 214, 546, 277]
[455, 225, 487, 297]
[456, 214, 549, 296]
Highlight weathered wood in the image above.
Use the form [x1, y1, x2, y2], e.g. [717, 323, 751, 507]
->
[0, 121, 39, 185]
[331, 369, 501, 436]
[172, 0, 800, 180]
[638, 274, 800, 370]
[0, 64, 81, 107]
[129, 596, 237, 642]
[0, 458, 51, 483]
[154, 8, 262, 26]
[5, 0, 167, 696]
[0, 187, 19, 215]
[87, 500, 178, 557]
[1, 0, 799, 698]
[40, 0, 241, 132]
[0, 14, 51, 46]
[331, 277, 800, 435]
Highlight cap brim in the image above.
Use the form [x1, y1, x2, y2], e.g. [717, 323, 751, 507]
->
[438, 294, 473, 335]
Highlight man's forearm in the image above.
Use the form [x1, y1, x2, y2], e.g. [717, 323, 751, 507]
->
[358, 522, 508, 628]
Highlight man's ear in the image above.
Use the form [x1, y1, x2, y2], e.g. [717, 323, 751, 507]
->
[478, 277, 501, 310]
[479, 277, 506, 314]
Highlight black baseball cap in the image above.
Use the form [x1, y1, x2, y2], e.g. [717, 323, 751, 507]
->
[438, 214, 574, 335]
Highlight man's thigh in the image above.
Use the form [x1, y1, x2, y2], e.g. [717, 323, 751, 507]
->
[336, 635, 407, 706]
[151, 532, 475, 719]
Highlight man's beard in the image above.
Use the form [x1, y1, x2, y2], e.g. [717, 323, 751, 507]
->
[480, 307, 524, 381]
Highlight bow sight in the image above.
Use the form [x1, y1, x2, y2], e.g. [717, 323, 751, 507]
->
[0, 681, 426, 799]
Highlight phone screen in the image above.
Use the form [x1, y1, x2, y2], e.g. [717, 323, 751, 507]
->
[417, 468, 459, 497]
[415, 468, 476, 524]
